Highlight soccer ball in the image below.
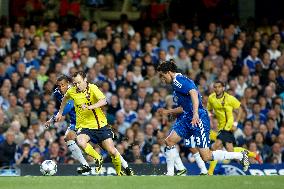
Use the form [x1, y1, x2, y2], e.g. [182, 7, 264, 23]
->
[40, 160, 57, 176]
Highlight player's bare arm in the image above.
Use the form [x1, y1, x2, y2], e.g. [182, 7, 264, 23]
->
[55, 95, 69, 122]
[82, 98, 107, 110]
[189, 89, 199, 126]
[157, 107, 183, 116]
[232, 106, 242, 130]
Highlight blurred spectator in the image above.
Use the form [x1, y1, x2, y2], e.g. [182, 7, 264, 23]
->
[0, 131, 17, 166]
[128, 142, 146, 163]
[266, 142, 284, 163]
[15, 143, 31, 165]
[146, 143, 166, 164]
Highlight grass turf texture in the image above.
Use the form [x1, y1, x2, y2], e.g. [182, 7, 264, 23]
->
[1, 176, 283, 189]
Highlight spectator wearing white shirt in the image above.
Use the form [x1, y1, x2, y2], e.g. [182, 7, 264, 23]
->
[267, 39, 281, 61]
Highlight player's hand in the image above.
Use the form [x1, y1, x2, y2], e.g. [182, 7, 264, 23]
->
[55, 112, 63, 122]
[87, 105, 95, 110]
[81, 104, 88, 110]
[157, 108, 168, 115]
[191, 113, 200, 127]
[44, 119, 52, 129]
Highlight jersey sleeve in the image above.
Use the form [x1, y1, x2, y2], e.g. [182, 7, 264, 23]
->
[91, 84, 106, 100]
[229, 95, 241, 109]
[174, 77, 197, 95]
[62, 100, 74, 116]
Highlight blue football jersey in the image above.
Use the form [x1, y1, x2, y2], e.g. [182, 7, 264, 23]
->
[53, 88, 76, 126]
[172, 73, 206, 118]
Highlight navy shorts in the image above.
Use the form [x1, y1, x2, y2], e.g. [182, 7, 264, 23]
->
[217, 130, 236, 145]
[77, 126, 113, 144]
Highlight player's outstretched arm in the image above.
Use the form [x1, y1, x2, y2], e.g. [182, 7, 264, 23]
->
[87, 98, 107, 110]
[189, 89, 200, 126]
[44, 116, 54, 128]
[157, 107, 183, 115]
[55, 95, 68, 122]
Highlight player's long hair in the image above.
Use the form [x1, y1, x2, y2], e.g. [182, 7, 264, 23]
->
[156, 59, 177, 73]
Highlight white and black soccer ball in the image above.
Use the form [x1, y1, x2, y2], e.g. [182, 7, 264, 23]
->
[40, 160, 57, 176]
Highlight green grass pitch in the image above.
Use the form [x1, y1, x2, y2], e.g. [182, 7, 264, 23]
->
[1, 176, 284, 189]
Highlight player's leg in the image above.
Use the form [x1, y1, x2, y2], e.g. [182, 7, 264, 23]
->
[208, 139, 223, 175]
[111, 128, 134, 175]
[97, 127, 122, 176]
[164, 129, 182, 176]
[174, 146, 187, 176]
[234, 147, 262, 164]
[64, 128, 91, 173]
[118, 151, 134, 175]
[76, 130, 102, 162]
[101, 138, 122, 176]
[197, 119, 250, 171]
[190, 147, 208, 175]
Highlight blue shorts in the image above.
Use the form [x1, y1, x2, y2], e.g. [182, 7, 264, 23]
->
[173, 112, 210, 148]
[184, 135, 196, 148]
[77, 126, 113, 144]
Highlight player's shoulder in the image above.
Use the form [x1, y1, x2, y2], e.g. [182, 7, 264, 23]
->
[225, 92, 239, 101]
[173, 73, 193, 88]
[89, 83, 99, 91]
[53, 88, 60, 95]
[208, 93, 216, 100]
[66, 86, 76, 94]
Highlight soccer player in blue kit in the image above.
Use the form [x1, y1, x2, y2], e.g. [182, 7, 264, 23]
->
[158, 106, 208, 175]
[156, 60, 249, 176]
[45, 75, 134, 175]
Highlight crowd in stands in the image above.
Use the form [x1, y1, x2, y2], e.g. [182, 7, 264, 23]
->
[0, 6, 284, 167]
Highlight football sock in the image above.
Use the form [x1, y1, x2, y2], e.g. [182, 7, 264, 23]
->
[84, 143, 101, 160]
[234, 147, 256, 158]
[212, 150, 243, 161]
[66, 140, 89, 166]
[165, 146, 176, 176]
[173, 147, 186, 171]
[111, 153, 122, 175]
[193, 152, 208, 174]
[208, 160, 217, 175]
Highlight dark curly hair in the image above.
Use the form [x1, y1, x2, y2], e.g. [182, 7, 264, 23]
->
[156, 59, 177, 73]
[57, 75, 71, 83]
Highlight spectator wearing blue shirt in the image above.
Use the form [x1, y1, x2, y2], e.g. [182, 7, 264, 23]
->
[118, 99, 138, 124]
[75, 20, 97, 47]
[146, 143, 166, 164]
[243, 47, 262, 73]
[160, 30, 183, 55]
[248, 103, 267, 123]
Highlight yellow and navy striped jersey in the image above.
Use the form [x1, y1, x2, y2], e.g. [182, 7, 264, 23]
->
[65, 83, 107, 129]
[207, 92, 240, 131]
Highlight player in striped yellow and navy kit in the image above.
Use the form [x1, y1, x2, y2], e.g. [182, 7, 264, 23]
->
[55, 71, 122, 176]
[207, 81, 262, 175]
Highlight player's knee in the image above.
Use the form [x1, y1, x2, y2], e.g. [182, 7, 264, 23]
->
[190, 148, 198, 154]
[165, 138, 175, 147]
[200, 152, 211, 161]
[76, 137, 86, 148]
[64, 131, 76, 142]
